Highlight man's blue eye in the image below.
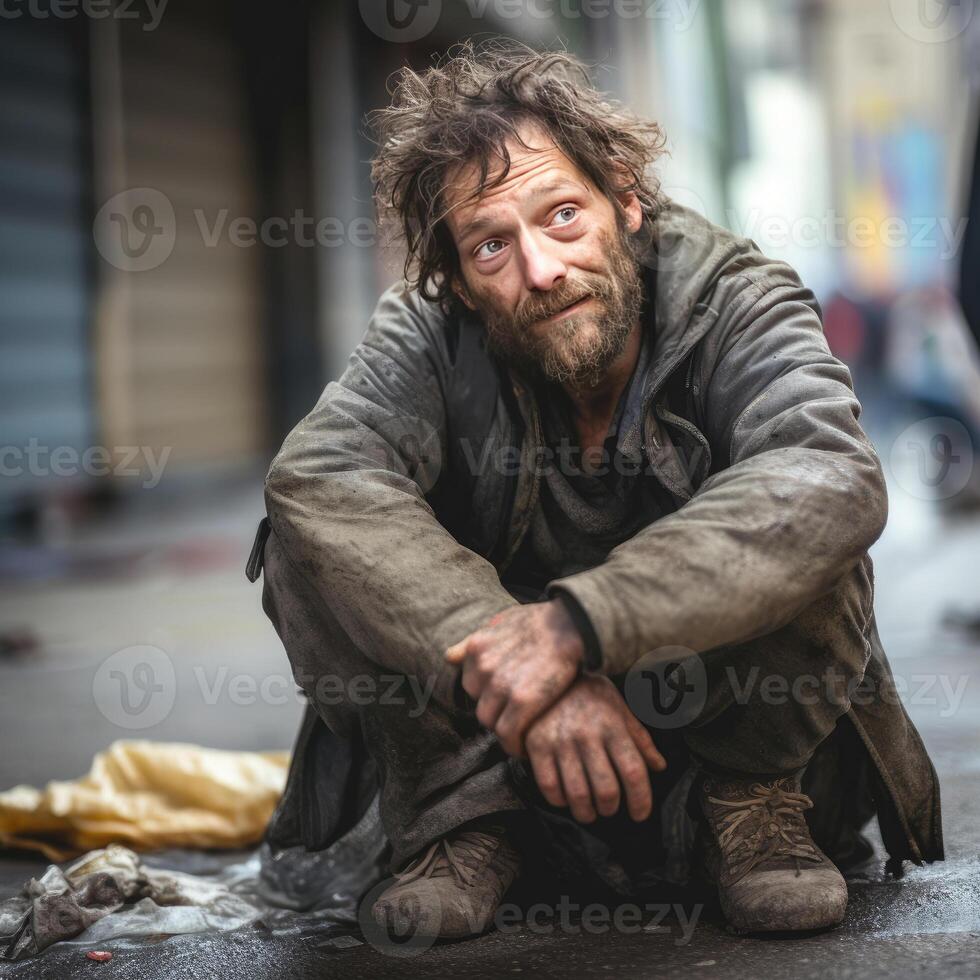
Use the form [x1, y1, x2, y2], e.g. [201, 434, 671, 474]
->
[554, 207, 578, 224]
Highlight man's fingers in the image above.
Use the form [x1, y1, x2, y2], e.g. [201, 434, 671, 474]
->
[608, 738, 653, 822]
[557, 748, 596, 824]
[460, 656, 487, 699]
[580, 741, 621, 818]
[626, 717, 667, 772]
[638, 735, 667, 773]
[493, 696, 538, 757]
[445, 635, 472, 664]
[528, 749, 566, 808]
[447, 613, 513, 663]
[475, 689, 507, 733]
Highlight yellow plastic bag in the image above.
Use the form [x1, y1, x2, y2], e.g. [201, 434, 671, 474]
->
[0, 741, 289, 861]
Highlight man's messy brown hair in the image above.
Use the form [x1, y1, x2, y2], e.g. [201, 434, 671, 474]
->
[368, 38, 668, 314]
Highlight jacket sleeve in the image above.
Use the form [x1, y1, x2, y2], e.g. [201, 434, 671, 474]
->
[546, 267, 888, 677]
[264, 282, 516, 706]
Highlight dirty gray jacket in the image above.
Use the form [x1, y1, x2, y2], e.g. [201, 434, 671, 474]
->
[264, 200, 943, 868]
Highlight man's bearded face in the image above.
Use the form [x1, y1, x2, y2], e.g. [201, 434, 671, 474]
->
[471, 222, 643, 387]
[445, 121, 647, 389]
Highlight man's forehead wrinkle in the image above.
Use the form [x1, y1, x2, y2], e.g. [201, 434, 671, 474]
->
[445, 128, 570, 205]
[450, 144, 553, 201]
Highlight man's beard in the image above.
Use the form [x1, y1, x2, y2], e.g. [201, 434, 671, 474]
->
[474, 225, 644, 388]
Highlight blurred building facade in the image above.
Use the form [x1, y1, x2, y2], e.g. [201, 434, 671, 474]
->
[1, 0, 977, 532]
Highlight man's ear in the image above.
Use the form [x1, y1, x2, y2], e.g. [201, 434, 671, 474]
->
[611, 165, 644, 234]
[452, 276, 477, 312]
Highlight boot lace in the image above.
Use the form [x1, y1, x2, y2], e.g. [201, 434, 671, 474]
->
[393, 830, 506, 888]
[708, 781, 820, 884]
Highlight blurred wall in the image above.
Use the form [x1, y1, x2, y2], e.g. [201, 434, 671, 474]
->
[1, 0, 977, 535]
[0, 0, 323, 529]
[0, 15, 94, 514]
[90, 6, 267, 466]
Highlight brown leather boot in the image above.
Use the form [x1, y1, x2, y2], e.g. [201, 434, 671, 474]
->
[371, 820, 521, 940]
[698, 773, 848, 933]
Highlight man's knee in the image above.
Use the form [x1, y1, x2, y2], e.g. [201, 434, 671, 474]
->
[684, 560, 877, 774]
[788, 557, 875, 708]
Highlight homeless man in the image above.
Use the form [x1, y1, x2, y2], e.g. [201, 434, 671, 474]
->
[249, 42, 942, 939]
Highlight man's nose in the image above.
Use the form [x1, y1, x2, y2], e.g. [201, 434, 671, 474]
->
[519, 233, 567, 292]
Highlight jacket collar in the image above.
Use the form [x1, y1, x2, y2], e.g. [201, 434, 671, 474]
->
[638, 199, 749, 398]
[499, 199, 749, 446]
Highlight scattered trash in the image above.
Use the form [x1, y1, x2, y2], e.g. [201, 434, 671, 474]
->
[0, 795, 387, 962]
[85, 950, 112, 962]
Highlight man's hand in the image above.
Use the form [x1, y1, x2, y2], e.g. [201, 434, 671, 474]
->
[525, 675, 666, 823]
[445, 600, 584, 756]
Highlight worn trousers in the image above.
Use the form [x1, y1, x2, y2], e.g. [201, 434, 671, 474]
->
[260, 527, 873, 869]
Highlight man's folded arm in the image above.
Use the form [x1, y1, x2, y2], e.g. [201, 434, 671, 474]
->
[264, 282, 517, 704]
[547, 269, 888, 676]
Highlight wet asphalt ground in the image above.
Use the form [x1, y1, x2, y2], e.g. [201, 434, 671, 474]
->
[0, 479, 978, 978]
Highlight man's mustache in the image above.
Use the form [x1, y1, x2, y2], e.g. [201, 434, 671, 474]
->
[515, 277, 609, 329]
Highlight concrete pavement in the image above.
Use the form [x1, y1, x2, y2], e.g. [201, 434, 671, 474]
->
[0, 477, 978, 978]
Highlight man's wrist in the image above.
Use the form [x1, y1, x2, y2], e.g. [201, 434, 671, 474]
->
[549, 591, 603, 673]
